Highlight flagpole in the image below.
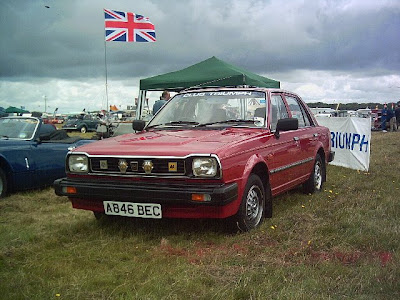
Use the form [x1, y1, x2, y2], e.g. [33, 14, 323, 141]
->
[104, 39, 109, 111]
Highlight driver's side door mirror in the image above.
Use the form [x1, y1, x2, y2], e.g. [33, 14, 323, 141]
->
[132, 120, 146, 132]
[274, 118, 298, 138]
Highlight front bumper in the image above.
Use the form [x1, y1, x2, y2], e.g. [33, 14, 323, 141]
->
[54, 178, 238, 206]
[328, 151, 335, 162]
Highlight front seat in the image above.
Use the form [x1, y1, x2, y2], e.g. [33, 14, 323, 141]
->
[212, 109, 227, 122]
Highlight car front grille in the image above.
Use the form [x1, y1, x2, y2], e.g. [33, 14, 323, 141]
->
[90, 157, 186, 176]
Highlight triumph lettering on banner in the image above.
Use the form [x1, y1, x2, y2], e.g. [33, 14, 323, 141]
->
[330, 132, 369, 152]
[316, 116, 371, 171]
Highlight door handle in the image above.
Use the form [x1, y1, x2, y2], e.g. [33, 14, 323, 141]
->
[313, 133, 319, 137]
[293, 137, 299, 141]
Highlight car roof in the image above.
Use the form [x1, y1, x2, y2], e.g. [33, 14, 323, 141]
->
[180, 86, 299, 96]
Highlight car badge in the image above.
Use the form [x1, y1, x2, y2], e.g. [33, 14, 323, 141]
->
[118, 159, 128, 173]
[100, 160, 108, 170]
[142, 160, 154, 174]
[168, 162, 177, 172]
[130, 161, 138, 171]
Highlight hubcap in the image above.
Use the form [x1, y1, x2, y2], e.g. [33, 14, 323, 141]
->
[246, 185, 262, 221]
[314, 161, 322, 190]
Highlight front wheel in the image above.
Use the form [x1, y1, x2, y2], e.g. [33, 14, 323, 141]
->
[0, 168, 8, 198]
[303, 154, 325, 194]
[80, 126, 87, 133]
[233, 174, 266, 232]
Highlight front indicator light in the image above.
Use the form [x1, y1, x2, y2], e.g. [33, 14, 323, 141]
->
[63, 186, 77, 194]
[191, 194, 212, 202]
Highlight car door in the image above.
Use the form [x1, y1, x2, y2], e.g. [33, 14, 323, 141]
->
[284, 94, 318, 180]
[267, 93, 303, 195]
[28, 141, 70, 187]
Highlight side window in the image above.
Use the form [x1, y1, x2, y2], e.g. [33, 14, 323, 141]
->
[285, 96, 307, 128]
[299, 103, 312, 126]
[270, 95, 289, 131]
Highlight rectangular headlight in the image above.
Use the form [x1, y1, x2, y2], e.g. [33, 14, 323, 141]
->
[68, 154, 89, 173]
[192, 157, 218, 177]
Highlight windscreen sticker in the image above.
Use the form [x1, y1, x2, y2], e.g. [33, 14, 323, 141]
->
[182, 91, 264, 97]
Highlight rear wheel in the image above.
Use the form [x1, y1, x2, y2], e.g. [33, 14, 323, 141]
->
[0, 168, 8, 198]
[233, 174, 266, 232]
[303, 154, 324, 194]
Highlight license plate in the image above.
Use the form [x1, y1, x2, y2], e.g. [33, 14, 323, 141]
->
[103, 201, 162, 219]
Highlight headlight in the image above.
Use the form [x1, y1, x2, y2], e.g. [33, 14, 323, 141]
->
[192, 157, 218, 177]
[68, 155, 89, 173]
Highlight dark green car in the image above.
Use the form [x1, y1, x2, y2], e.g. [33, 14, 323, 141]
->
[62, 114, 102, 133]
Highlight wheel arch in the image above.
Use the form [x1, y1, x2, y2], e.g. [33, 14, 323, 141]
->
[0, 156, 14, 193]
[242, 154, 270, 192]
[242, 157, 272, 218]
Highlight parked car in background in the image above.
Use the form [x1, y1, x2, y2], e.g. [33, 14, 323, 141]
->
[55, 88, 334, 231]
[0, 116, 94, 197]
[62, 114, 102, 133]
[49, 117, 65, 124]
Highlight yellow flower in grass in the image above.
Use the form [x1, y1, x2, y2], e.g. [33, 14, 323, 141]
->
[55, 294, 61, 297]
[270, 225, 275, 230]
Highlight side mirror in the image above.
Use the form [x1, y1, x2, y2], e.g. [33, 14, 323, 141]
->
[274, 118, 298, 138]
[132, 120, 146, 132]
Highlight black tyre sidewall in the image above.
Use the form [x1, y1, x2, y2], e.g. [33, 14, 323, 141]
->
[303, 154, 324, 194]
[0, 168, 7, 198]
[236, 174, 265, 231]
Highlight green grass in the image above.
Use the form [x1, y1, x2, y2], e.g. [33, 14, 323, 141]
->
[1, 132, 399, 299]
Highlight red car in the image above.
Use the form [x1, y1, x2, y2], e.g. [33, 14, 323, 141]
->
[54, 88, 334, 231]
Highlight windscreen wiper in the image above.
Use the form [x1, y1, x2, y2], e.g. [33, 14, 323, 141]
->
[146, 121, 200, 130]
[197, 119, 255, 127]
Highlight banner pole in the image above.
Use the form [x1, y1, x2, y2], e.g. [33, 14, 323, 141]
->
[104, 40, 109, 111]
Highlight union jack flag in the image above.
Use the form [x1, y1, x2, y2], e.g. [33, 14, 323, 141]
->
[104, 9, 156, 42]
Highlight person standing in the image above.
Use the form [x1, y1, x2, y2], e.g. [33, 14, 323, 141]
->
[395, 102, 400, 129]
[388, 104, 396, 132]
[152, 91, 171, 115]
[381, 103, 388, 132]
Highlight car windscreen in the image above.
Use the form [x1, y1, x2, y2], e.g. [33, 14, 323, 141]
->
[0, 118, 39, 140]
[147, 91, 267, 129]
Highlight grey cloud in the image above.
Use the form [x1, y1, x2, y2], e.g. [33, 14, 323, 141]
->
[1, 0, 399, 111]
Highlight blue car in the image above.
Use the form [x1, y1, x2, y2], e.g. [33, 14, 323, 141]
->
[0, 116, 94, 197]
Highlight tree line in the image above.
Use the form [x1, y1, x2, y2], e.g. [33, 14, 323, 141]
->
[306, 102, 392, 111]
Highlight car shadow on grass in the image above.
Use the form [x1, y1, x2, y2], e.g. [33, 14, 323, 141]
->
[94, 214, 240, 237]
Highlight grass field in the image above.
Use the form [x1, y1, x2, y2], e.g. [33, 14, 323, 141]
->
[0, 132, 399, 299]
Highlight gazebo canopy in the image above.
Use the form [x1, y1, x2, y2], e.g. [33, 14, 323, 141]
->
[140, 56, 280, 91]
[5, 106, 29, 114]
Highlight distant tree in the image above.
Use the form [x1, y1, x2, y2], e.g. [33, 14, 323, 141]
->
[307, 102, 384, 111]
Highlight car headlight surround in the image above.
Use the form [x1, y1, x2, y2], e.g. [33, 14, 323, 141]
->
[192, 157, 218, 177]
[68, 154, 89, 173]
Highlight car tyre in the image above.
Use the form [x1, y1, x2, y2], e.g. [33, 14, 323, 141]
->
[93, 211, 105, 220]
[80, 126, 87, 133]
[303, 154, 324, 194]
[233, 174, 265, 232]
[0, 168, 8, 198]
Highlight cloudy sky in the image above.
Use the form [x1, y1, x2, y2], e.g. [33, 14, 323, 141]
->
[1, 0, 399, 113]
